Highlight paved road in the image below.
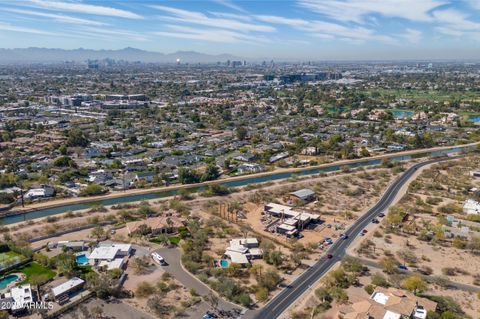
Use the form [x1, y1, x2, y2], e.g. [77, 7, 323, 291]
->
[154, 247, 242, 317]
[250, 155, 463, 319]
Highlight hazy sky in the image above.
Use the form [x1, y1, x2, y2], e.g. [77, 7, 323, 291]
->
[0, 0, 479, 60]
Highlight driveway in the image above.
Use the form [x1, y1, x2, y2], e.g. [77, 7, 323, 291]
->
[154, 247, 243, 318]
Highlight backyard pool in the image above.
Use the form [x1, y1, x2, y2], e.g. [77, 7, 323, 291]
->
[0, 274, 19, 289]
[76, 254, 89, 265]
[219, 259, 229, 268]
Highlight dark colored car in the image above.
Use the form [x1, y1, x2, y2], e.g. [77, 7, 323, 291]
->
[327, 254, 333, 259]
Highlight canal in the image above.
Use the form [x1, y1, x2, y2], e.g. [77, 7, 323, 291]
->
[1, 145, 471, 225]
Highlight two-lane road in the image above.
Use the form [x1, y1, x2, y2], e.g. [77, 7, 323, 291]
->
[252, 155, 462, 319]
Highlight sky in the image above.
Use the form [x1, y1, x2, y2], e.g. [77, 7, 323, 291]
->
[0, 0, 479, 60]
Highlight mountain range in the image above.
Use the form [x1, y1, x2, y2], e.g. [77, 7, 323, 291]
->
[0, 47, 240, 64]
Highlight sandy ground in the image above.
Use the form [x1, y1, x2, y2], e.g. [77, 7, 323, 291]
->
[6, 165, 400, 244]
[283, 160, 445, 318]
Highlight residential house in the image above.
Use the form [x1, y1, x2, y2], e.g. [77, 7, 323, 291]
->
[224, 237, 263, 265]
[269, 151, 289, 163]
[237, 163, 265, 174]
[88, 243, 132, 270]
[233, 152, 256, 162]
[51, 277, 85, 304]
[24, 184, 55, 200]
[0, 284, 34, 315]
[134, 171, 156, 184]
[338, 287, 437, 319]
[288, 188, 316, 202]
[264, 202, 320, 236]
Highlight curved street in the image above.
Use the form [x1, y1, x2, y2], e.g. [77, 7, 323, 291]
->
[249, 155, 463, 319]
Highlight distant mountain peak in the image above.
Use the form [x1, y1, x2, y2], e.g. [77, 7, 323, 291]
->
[0, 47, 241, 64]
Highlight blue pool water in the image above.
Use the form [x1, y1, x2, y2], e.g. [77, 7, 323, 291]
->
[392, 110, 414, 118]
[219, 260, 229, 268]
[76, 254, 88, 265]
[0, 274, 19, 289]
[469, 115, 480, 123]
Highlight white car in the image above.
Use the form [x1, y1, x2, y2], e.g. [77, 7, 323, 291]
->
[151, 252, 167, 265]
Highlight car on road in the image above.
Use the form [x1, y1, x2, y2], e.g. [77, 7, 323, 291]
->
[151, 252, 167, 265]
[340, 233, 348, 239]
[326, 254, 333, 259]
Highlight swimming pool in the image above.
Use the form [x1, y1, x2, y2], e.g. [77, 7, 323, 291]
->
[76, 254, 89, 265]
[0, 274, 19, 289]
[219, 259, 229, 268]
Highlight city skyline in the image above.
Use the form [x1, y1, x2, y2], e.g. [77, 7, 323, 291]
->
[0, 0, 479, 60]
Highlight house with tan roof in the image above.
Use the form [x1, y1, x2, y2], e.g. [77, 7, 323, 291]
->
[339, 287, 437, 319]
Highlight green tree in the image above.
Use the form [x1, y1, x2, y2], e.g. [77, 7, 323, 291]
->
[55, 252, 77, 278]
[236, 126, 248, 140]
[201, 164, 220, 182]
[402, 275, 428, 295]
[66, 128, 89, 147]
[79, 183, 107, 197]
[178, 168, 200, 184]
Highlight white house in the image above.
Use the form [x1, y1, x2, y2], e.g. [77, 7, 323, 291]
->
[24, 185, 55, 200]
[51, 277, 85, 303]
[463, 199, 480, 215]
[88, 243, 131, 269]
[264, 203, 320, 236]
[224, 237, 263, 265]
[6, 284, 33, 314]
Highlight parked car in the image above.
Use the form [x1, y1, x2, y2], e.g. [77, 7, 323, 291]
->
[151, 252, 167, 265]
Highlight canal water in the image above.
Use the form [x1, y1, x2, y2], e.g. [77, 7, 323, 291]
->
[1, 146, 469, 225]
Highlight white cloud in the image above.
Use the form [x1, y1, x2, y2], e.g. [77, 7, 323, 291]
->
[253, 14, 396, 44]
[154, 25, 270, 44]
[297, 0, 445, 23]
[212, 0, 247, 13]
[465, 0, 480, 10]
[433, 9, 480, 30]
[434, 26, 464, 36]
[0, 21, 56, 35]
[152, 5, 275, 33]
[403, 28, 422, 43]
[3, 8, 107, 26]
[209, 12, 252, 21]
[28, 0, 143, 19]
[255, 15, 309, 27]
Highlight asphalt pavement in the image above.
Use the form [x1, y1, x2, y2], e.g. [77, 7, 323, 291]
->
[249, 155, 463, 319]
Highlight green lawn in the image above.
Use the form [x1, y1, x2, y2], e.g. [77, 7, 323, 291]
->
[168, 236, 181, 245]
[16, 262, 56, 284]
